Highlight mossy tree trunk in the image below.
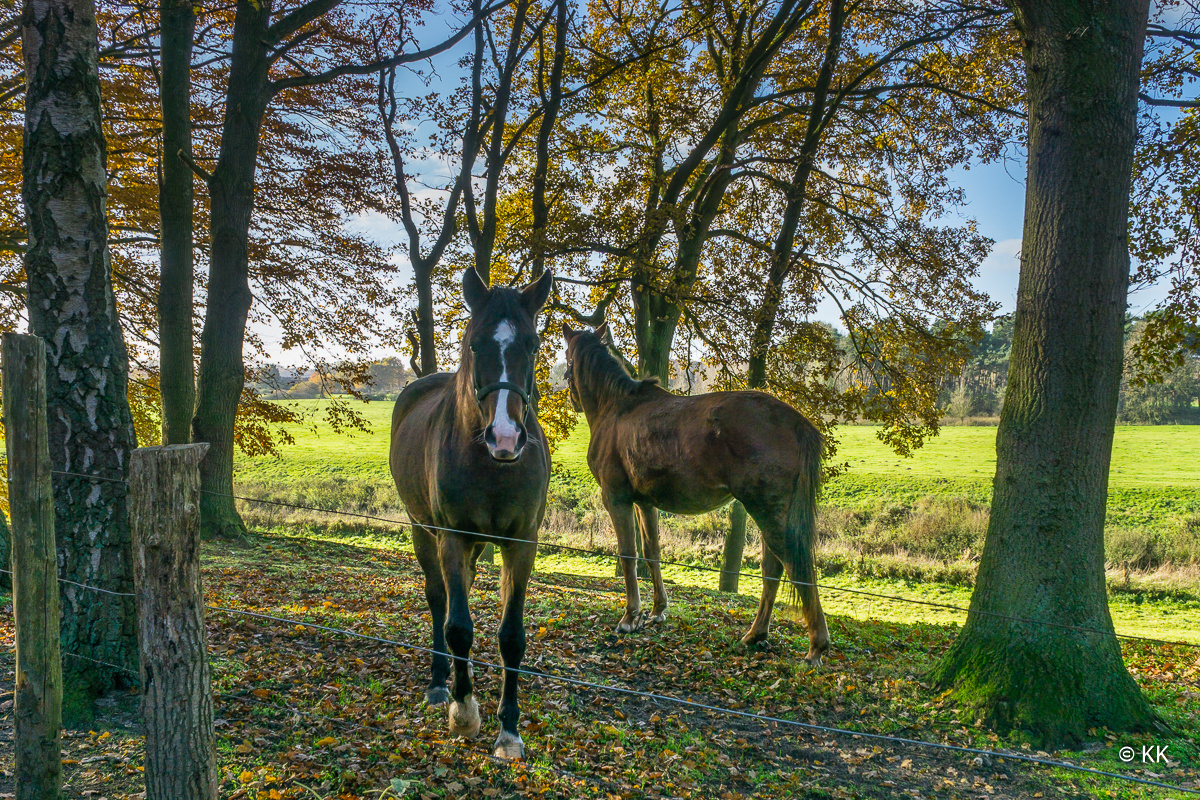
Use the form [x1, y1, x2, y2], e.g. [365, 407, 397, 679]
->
[192, 0, 271, 538]
[157, 0, 197, 445]
[930, 0, 1159, 746]
[22, 0, 139, 693]
[0, 511, 10, 591]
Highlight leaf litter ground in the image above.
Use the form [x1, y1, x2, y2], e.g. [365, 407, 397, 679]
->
[1, 530, 1197, 800]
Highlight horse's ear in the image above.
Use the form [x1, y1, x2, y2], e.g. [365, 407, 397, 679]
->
[521, 270, 554, 316]
[594, 321, 612, 344]
[462, 268, 489, 314]
[563, 323, 578, 344]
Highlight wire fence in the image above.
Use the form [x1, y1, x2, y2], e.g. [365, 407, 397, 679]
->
[198, 482, 1200, 652]
[2, 559, 1198, 797]
[5, 468, 1197, 796]
[45, 468, 1200, 652]
[39, 642, 648, 799]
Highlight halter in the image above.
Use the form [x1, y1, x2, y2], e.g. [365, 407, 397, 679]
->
[476, 379, 534, 425]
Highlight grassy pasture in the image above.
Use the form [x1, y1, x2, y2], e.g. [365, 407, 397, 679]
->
[234, 399, 1200, 532]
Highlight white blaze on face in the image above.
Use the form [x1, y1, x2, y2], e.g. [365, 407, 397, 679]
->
[491, 320, 521, 445]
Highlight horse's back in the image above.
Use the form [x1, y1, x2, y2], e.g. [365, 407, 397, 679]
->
[390, 373, 455, 516]
[599, 389, 817, 512]
[392, 372, 455, 433]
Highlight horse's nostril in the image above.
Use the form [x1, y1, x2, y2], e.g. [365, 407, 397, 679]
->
[484, 424, 498, 447]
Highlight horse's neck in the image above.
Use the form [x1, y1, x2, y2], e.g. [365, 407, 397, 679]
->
[452, 366, 484, 434]
[580, 380, 633, 423]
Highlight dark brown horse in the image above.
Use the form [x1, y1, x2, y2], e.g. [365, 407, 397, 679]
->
[563, 323, 829, 664]
[390, 268, 553, 759]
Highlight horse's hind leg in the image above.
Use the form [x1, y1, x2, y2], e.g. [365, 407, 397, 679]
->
[742, 543, 783, 646]
[493, 538, 536, 760]
[413, 526, 450, 706]
[439, 534, 480, 738]
[603, 492, 643, 632]
[635, 502, 668, 623]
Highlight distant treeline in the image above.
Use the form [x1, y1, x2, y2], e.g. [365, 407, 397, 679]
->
[943, 316, 1200, 424]
[251, 318, 1199, 425]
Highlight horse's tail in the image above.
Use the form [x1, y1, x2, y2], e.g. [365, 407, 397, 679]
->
[782, 420, 824, 641]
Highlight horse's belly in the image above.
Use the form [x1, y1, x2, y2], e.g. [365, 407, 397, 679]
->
[631, 471, 730, 515]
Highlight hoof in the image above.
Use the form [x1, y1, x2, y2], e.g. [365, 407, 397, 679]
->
[425, 685, 451, 706]
[646, 608, 668, 625]
[740, 629, 768, 647]
[804, 649, 824, 667]
[615, 611, 643, 633]
[492, 730, 525, 760]
[448, 696, 481, 739]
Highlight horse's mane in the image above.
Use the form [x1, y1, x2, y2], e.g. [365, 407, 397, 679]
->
[574, 333, 657, 399]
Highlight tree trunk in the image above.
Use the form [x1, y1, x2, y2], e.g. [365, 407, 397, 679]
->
[631, 278, 680, 384]
[192, 0, 271, 537]
[157, 0, 197, 445]
[930, 0, 1158, 746]
[0, 511, 10, 591]
[719, 502, 747, 593]
[130, 444, 218, 800]
[414, 259, 438, 376]
[22, 0, 139, 697]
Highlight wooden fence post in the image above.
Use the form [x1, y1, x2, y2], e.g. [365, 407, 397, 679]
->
[3, 332, 63, 800]
[130, 443, 217, 800]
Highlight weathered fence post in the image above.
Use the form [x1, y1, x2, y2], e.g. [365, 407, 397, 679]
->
[3, 332, 63, 800]
[130, 443, 217, 800]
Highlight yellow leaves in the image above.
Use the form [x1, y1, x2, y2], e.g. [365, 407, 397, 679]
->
[240, 770, 255, 784]
[315, 736, 339, 747]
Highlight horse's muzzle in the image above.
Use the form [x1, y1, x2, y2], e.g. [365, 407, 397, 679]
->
[484, 423, 528, 462]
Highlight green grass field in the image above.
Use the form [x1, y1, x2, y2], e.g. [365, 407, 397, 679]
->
[235, 399, 1200, 527]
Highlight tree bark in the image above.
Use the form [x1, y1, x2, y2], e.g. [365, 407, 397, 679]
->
[130, 443, 217, 800]
[22, 0, 139, 694]
[158, 0, 197, 445]
[4, 333, 63, 800]
[719, 502, 747, 593]
[0, 510, 10, 591]
[930, 0, 1159, 745]
[192, 0, 271, 537]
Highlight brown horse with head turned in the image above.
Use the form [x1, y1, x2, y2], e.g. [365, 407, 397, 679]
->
[563, 323, 829, 664]
[390, 268, 553, 759]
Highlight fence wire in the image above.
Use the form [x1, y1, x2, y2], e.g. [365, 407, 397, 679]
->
[3, 562, 1198, 795]
[11, 469, 1200, 795]
[201, 602, 1199, 795]
[203, 484, 1200, 652]
[43, 468, 1200, 652]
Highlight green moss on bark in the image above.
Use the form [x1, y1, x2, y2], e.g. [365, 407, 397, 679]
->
[930, 624, 1159, 745]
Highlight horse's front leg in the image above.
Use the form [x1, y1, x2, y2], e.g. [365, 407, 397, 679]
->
[603, 492, 643, 632]
[413, 526, 451, 705]
[635, 502, 668, 624]
[493, 538, 536, 759]
[439, 534, 480, 738]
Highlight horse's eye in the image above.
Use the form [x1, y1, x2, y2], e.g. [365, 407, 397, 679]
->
[469, 338, 481, 353]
